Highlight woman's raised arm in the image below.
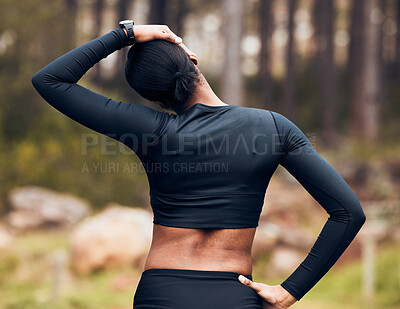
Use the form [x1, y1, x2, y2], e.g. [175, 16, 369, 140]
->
[31, 24, 195, 152]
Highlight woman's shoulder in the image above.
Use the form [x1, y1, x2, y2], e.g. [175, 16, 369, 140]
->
[232, 105, 280, 123]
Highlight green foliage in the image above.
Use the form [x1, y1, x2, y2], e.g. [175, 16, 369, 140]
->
[0, 0, 69, 141]
[0, 0, 152, 213]
[375, 243, 400, 307]
[252, 241, 400, 309]
[0, 252, 19, 284]
[303, 241, 400, 308]
[1, 231, 139, 309]
[0, 123, 150, 213]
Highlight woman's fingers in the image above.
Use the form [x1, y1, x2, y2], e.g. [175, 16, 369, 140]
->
[134, 25, 180, 43]
[161, 30, 182, 43]
[134, 25, 198, 64]
[160, 26, 182, 43]
[238, 275, 264, 293]
[238, 277, 297, 309]
[178, 42, 198, 64]
[189, 56, 198, 65]
[161, 26, 198, 64]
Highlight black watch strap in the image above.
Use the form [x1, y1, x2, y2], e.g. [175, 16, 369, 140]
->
[119, 20, 135, 45]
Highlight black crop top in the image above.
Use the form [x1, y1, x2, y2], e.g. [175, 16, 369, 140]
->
[32, 27, 366, 300]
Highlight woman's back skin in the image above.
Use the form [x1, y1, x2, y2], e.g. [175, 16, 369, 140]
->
[144, 225, 256, 275]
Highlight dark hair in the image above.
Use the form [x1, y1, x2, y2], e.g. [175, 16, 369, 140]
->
[125, 39, 201, 110]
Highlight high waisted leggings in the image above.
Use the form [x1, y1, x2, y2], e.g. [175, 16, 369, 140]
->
[132, 268, 263, 309]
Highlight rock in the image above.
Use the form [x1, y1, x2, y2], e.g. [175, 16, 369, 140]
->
[261, 174, 317, 227]
[252, 221, 315, 259]
[0, 225, 13, 251]
[252, 223, 280, 259]
[277, 225, 315, 249]
[6, 186, 90, 231]
[267, 246, 304, 277]
[70, 204, 153, 275]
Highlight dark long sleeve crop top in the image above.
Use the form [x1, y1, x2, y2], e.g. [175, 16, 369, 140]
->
[32, 27, 366, 301]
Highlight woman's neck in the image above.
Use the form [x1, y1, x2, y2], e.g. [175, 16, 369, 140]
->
[174, 78, 228, 113]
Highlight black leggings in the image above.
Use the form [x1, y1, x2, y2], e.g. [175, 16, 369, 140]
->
[132, 268, 263, 309]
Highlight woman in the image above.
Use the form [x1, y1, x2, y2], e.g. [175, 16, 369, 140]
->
[32, 22, 366, 309]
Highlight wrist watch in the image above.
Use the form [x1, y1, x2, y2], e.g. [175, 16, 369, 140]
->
[119, 20, 135, 45]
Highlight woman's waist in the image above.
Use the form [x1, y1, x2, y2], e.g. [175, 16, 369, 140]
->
[143, 224, 256, 274]
[143, 248, 253, 275]
[139, 267, 253, 281]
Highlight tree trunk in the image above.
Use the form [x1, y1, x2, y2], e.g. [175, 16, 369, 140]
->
[117, 0, 130, 20]
[362, 0, 381, 142]
[349, 0, 366, 137]
[148, 0, 167, 24]
[396, 0, 400, 77]
[379, 0, 388, 110]
[220, 0, 246, 107]
[175, 0, 187, 36]
[93, 0, 105, 38]
[283, 0, 297, 118]
[117, 0, 133, 69]
[63, 0, 78, 50]
[314, 0, 337, 145]
[92, 0, 105, 84]
[349, 0, 381, 142]
[259, 0, 273, 109]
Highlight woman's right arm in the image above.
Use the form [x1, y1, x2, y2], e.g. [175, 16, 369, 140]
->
[31, 27, 166, 151]
[31, 24, 196, 152]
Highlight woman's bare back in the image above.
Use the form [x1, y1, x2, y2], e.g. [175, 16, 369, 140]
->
[144, 224, 256, 275]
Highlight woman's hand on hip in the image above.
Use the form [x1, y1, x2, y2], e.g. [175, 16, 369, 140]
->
[238, 275, 297, 309]
[125, 24, 198, 64]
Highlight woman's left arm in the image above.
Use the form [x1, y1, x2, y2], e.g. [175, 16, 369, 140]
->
[31, 25, 194, 152]
[239, 111, 366, 308]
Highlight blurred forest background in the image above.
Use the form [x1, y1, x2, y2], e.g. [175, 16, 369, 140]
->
[0, 0, 399, 209]
[0, 0, 399, 308]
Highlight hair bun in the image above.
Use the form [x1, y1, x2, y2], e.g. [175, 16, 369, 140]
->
[173, 71, 184, 81]
[173, 71, 191, 104]
[125, 39, 200, 110]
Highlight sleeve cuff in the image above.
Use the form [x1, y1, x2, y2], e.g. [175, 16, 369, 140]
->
[114, 27, 131, 47]
[280, 282, 302, 301]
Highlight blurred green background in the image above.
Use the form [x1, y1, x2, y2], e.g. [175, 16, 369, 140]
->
[0, 0, 399, 308]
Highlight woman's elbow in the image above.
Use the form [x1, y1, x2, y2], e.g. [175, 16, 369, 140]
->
[31, 71, 45, 92]
[351, 200, 367, 229]
[358, 207, 367, 226]
[31, 70, 56, 97]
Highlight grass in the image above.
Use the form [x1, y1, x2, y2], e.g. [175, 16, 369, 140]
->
[303, 240, 400, 309]
[252, 240, 400, 309]
[1, 231, 399, 309]
[1, 231, 139, 309]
